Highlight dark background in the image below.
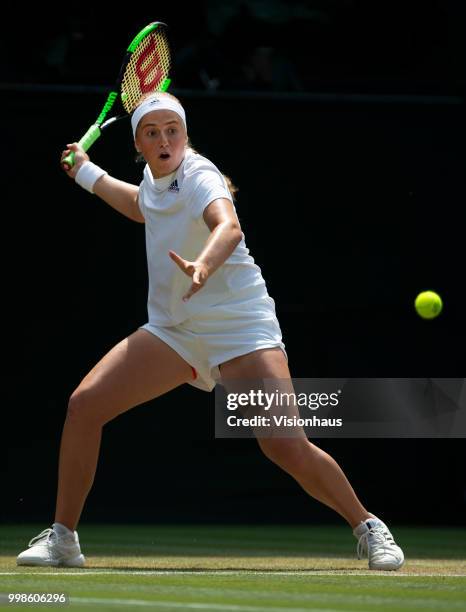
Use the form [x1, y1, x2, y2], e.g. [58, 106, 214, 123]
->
[2, 1, 466, 527]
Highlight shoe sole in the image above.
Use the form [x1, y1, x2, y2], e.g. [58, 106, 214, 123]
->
[17, 554, 85, 568]
[61, 554, 86, 568]
[369, 559, 404, 571]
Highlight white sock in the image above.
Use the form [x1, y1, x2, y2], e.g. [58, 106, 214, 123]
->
[52, 522, 74, 536]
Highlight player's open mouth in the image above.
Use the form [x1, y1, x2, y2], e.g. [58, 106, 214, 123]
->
[160, 153, 170, 160]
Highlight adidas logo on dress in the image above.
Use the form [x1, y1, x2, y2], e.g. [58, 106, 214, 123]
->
[168, 180, 179, 193]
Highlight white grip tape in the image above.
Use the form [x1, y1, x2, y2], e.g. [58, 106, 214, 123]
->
[75, 161, 108, 194]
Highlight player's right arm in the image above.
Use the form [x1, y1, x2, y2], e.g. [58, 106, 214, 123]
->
[61, 143, 144, 224]
[93, 175, 144, 224]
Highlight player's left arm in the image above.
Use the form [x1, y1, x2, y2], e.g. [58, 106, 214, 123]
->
[198, 198, 243, 271]
[168, 198, 242, 301]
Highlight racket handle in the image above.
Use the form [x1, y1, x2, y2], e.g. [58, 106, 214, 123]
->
[61, 124, 102, 170]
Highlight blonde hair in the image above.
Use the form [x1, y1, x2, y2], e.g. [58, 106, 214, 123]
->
[134, 93, 238, 200]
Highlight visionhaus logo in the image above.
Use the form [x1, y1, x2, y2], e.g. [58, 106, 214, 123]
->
[216, 378, 466, 439]
[224, 389, 343, 430]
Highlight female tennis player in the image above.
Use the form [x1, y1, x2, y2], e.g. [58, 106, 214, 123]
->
[17, 92, 404, 570]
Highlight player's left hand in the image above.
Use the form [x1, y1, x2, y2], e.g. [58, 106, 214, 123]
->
[168, 251, 210, 301]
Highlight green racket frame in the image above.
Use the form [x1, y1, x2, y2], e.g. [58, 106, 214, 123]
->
[62, 22, 171, 170]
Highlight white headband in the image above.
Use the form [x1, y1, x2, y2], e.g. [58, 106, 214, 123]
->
[131, 95, 187, 138]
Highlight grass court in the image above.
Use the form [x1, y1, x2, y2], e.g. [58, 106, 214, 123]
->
[1, 524, 465, 611]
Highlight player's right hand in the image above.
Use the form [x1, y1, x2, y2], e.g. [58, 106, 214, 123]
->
[61, 143, 90, 178]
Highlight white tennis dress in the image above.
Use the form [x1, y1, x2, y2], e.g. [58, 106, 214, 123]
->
[138, 148, 286, 391]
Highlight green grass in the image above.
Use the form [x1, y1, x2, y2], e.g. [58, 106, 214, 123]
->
[1, 524, 465, 611]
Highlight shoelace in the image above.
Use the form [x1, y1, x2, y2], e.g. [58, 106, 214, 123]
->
[357, 526, 395, 560]
[28, 528, 54, 548]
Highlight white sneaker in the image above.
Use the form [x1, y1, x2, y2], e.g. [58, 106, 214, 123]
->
[17, 523, 85, 567]
[353, 516, 404, 570]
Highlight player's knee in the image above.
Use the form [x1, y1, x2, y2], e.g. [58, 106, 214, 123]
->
[258, 437, 309, 473]
[67, 388, 102, 427]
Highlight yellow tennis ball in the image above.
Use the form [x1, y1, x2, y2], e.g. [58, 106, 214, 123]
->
[414, 291, 443, 319]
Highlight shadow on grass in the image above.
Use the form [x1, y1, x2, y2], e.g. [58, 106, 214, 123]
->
[85, 565, 356, 572]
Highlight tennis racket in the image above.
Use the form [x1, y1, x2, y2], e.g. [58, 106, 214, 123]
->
[62, 22, 171, 170]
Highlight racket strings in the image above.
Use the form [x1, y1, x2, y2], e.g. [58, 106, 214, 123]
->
[121, 30, 171, 113]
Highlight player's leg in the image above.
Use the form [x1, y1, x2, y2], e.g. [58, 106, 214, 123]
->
[55, 328, 193, 531]
[219, 347, 404, 570]
[219, 347, 370, 527]
[17, 329, 193, 566]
